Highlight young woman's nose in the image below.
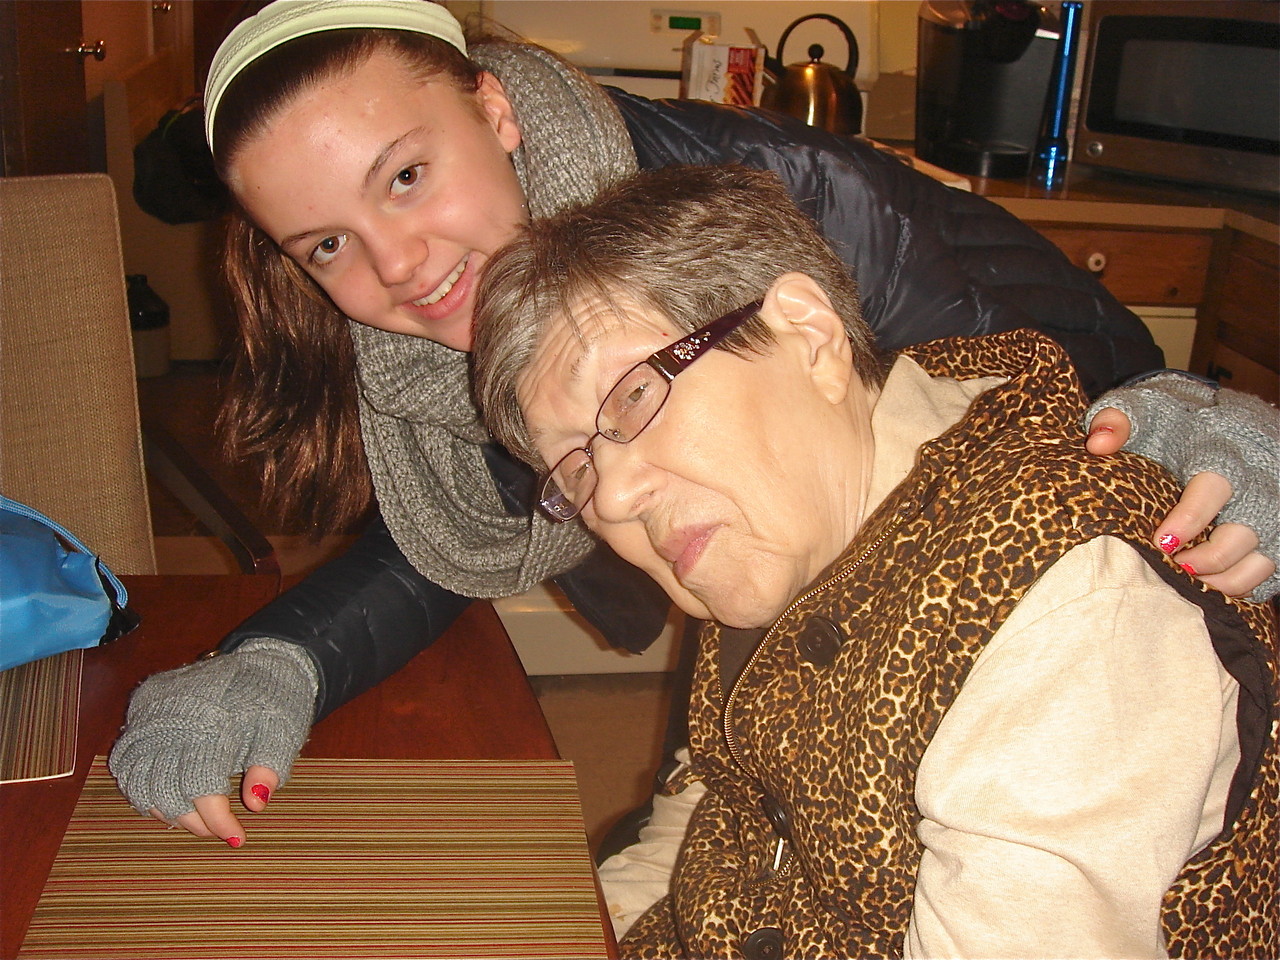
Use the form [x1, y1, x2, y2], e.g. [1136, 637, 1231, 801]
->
[366, 219, 428, 288]
[588, 443, 659, 524]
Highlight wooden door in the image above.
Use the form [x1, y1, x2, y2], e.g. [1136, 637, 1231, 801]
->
[1, 1, 89, 175]
[1, 1, 195, 178]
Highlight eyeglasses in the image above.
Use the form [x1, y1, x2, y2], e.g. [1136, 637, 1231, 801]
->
[537, 299, 764, 522]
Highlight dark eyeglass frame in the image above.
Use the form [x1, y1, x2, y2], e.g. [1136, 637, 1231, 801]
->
[537, 298, 765, 522]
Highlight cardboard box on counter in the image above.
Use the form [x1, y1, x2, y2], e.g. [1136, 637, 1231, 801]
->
[680, 30, 765, 107]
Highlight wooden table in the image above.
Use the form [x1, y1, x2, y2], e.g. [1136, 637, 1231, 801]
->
[0, 575, 615, 958]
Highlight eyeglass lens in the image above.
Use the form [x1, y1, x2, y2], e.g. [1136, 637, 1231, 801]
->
[543, 364, 670, 510]
[536, 298, 763, 522]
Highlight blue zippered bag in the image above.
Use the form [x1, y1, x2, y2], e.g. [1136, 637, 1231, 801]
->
[0, 495, 139, 672]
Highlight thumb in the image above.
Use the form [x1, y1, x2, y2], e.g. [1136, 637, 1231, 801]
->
[1086, 406, 1132, 455]
[241, 764, 282, 812]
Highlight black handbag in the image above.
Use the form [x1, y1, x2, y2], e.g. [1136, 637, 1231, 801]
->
[132, 98, 229, 225]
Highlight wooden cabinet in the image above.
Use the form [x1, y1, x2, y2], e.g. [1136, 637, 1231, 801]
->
[1028, 222, 1212, 372]
[986, 184, 1277, 404]
[1018, 214, 1276, 403]
[1192, 230, 1279, 405]
[1033, 226, 1213, 307]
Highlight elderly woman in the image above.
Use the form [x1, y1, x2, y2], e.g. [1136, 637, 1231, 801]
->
[472, 166, 1279, 959]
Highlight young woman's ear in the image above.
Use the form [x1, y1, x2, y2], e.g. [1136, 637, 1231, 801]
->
[477, 72, 522, 153]
[762, 273, 855, 404]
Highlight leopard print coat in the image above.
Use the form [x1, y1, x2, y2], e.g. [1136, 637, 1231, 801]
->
[622, 330, 1279, 959]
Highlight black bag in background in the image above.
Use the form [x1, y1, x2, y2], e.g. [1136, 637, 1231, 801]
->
[132, 98, 229, 225]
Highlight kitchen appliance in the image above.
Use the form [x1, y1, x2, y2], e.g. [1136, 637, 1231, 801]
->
[1073, 1, 1279, 197]
[483, 2, 878, 102]
[915, 1, 1062, 178]
[761, 13, 863, 135]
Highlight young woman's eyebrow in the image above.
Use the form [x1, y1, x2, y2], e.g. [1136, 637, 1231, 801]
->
[363, 128, 425, 191]
[275, 128, 430, 250]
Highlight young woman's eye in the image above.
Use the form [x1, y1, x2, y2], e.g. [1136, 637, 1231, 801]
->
[310, 234, 347, 266]
[390, 165, 423, 197]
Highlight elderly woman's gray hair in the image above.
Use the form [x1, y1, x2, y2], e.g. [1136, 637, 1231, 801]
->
[471, 165, 886, 468]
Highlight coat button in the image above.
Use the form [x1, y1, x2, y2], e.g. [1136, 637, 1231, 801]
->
[760, 793, 792, 841]
[796, 615, 844, 666]
[743, 926, 785, 960]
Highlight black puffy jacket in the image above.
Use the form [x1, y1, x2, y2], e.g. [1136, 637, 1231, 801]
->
[222, 93, 1164, 718]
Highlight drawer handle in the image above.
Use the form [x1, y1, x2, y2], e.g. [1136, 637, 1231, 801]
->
[1085, 251, 1107, 273]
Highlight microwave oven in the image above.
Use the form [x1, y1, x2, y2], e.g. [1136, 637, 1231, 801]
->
[1073, 0, 1279, 196]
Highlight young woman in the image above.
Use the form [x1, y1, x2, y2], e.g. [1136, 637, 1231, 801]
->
[109, 0, 1279, 849]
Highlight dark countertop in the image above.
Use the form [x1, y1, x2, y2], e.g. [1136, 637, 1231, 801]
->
[878, 140, 1279, 237]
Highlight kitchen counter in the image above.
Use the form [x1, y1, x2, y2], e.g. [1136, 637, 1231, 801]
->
[876, 140, 1279, 242]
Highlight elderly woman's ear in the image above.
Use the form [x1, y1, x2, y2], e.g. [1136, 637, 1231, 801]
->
[762, 273, 857, 405]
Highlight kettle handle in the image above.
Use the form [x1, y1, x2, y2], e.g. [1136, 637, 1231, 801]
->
[774, 13, 860, 76]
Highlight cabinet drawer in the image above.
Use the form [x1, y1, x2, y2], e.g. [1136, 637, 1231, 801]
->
[1034, 226, 1212, 306]
[1205, 343, 1279, 406]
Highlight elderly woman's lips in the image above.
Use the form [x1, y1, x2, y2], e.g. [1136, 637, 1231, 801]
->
[660, 525, 720, 581]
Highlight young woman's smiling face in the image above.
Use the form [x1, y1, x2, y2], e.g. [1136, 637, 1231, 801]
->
[226, 50, 526, 352]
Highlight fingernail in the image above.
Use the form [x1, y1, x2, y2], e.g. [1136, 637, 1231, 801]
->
[1158, 533, 1181, 554]
[226, 836, 243, 849]
[1180, 562, 1198, 576]
[1089, 424, 1115, 438]
[251, 783, 271, 805]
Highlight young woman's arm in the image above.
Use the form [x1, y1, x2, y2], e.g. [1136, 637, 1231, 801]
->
[109, 513, 472, 843]
[218, 513, 473, 718]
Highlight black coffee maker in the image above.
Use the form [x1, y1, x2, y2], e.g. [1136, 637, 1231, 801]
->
[915, 1, 1061, 178]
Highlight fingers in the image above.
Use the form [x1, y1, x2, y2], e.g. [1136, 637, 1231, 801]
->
[192, 793, 249, 846]
[1170, 522, 1275, 598]
[1194, 551, 1277, 599]
[148, 806, 217, 837]
[241, 765, 280, 813]
[1085, 407, 1132, 456]
[1154, 473, 1277, 597]
[1154, 472, 1233, 552]
[146, 793, 250, 846]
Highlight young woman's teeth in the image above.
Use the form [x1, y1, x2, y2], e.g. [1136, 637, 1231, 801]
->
[414, 256, 468, 306]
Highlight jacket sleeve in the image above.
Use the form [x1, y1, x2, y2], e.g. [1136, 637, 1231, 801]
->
[218, 511, 473, 721]
[608, 90, 1164, 398]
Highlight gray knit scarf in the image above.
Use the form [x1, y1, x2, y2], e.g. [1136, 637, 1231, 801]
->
[349, 42, 638, 598]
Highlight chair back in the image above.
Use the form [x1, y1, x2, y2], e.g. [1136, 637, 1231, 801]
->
[0, 174, 157, 575]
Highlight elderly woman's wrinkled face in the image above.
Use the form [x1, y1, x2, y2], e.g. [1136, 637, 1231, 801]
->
[227, 51, 527, 351]
[517, 282, 878, 629]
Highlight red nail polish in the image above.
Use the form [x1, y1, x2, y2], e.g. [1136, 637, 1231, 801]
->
[1180, 562, 1198, 576]
[1158, 533, 1181, 554]
[226, 836, 243, 849]
[251, 783, 270, 804]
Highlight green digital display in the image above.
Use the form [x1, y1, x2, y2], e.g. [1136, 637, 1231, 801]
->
[668, 15, 703, 31]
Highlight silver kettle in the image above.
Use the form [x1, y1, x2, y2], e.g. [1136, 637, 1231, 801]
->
[761, 13, 863, 136]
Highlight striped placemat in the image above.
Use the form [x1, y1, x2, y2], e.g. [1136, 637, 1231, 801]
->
[0, 650, 81, 783]
[20, 757, 609, 959]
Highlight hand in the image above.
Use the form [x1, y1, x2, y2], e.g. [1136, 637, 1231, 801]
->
[151, 765, 281, 846]
[109, 639, 317, 846]
[1087, 408, 1277, 597]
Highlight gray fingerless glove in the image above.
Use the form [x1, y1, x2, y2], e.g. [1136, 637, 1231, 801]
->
[1086, 372, 1280, 602]
[108, 638, 319, 820]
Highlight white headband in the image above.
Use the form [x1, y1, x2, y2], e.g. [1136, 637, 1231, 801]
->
[204, 0, 467, 152]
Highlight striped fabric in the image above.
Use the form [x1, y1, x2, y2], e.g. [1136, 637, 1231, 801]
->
[21, 757, 608, 959]
[0, 650, 81, 784]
